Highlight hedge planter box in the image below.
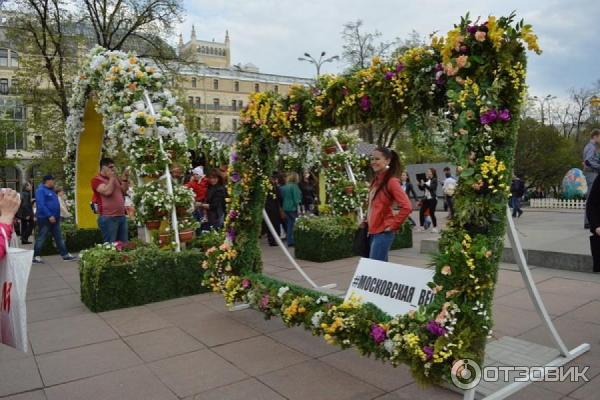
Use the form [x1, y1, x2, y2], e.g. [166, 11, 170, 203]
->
[38, 222, 137, 256]
[294, 215, 412, 262]
[80, 245, 210, 312]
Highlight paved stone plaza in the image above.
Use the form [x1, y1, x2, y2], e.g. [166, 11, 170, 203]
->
[1, 210, 599, 400]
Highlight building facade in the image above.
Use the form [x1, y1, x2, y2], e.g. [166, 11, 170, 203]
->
[176, 27, 312, 132]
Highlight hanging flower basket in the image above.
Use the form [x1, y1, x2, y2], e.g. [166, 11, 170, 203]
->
[179, 229, 194, 242]
[344, 185, 354, 194]
[145, 220, 161, 230]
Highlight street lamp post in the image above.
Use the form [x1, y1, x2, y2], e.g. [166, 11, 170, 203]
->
[297, 51, 339, 78]
[530, 94, 557, 125]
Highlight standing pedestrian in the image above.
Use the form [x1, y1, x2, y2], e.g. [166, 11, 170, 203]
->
[367, 147, 411, 261]
[17, 182, 34, 244]
[201, 169, 226, 230]
[418, 168, 439, 233]
[186, 166, 208, 224]
[91, 158, 130, 243]
[298, 172, 316, 214]
[583, 129, 600, 229]
[510, 174, 525, 218]
[32, 175, 76, 263]
[264, 174, 284, 246]
[442, 167, 457, 219]
[280, 172, 302, 247]
[55, 187, 72, 221]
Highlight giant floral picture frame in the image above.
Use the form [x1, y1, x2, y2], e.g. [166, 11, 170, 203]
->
[202, 13, 541, 385]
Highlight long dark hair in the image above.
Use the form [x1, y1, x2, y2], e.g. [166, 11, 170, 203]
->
[371, 146, 401, 199]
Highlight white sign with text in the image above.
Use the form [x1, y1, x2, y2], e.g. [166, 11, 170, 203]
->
[345, 258, 436, 316]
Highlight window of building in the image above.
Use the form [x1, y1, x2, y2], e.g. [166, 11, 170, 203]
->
[0, 166, 21, 191]
[34, 135, 42, 150]
[13, 105, 24, 120]
[2, 123, 25, 150]
[213, 98, 220, 108]
[188, 96, 194, 105]
[0, 79, 8, 95]
[232, 118, 238, 131]
[234, 81, 240, 92]
[191, 77, 197, 88]
[9, 51, 18, 68]
[0, 49, 7, 67]
[231, 100, 237, 111]
[213, 79, 219, 90]
[195, 97, 201, 108]
[274, 85, 279, 94]
[213, 117, 221, 131]
[254, 83, 260, 92]
[238, 100, 243, 109]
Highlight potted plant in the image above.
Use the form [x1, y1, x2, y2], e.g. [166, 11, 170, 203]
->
[158, 232, 171, 246]
[322, 136, 338, 154]
[173, 185, 195, 214]
[178, 218, 199, 242]
[133, 182, 173, 228]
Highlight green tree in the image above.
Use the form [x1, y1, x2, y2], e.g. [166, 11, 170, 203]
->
[514, 118, 579, 194]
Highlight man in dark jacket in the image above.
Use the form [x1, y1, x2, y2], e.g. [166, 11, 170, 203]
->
[18, 182, 34, 244]
[510, 175, 525, 218]
[32, 175, 76, 263]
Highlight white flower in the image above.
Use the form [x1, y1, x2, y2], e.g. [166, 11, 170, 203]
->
[316, 296, 329, 304]
[277, 286, 290, 298]
[383, 339, 396, 353]
[311, 311, 324, 327]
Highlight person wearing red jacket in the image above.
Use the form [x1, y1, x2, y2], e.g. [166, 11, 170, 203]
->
[367, 147, 412, 261]
[186, 166, 209, 223]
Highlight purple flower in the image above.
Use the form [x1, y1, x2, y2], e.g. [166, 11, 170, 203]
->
[480, 109, 498, 125]
[395, 63, 405, 73]
[311, 88, 322, 96]
[341, 87, 350, 96]
[291, 103, 301, 112]
[260, 294, 270, 309]
[242, 279, 251, 289]
[459, 45, 470, 54]
[229, 151, 238, 163]
[359, 95, 371, 112]
[370, 324, 387, 344]
[229, 210, 239, 220]
[498, 108, 511, 122]
[230, 171, 241, 183]
[384, 71, 395, 80]
[434, 63, 444, 72]
[426, 320, 447, 336]
[226, 228, 236, 242]
[467, 25, 478, 34]
[423, 346, 434, 360]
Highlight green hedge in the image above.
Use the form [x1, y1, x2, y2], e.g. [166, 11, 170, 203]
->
[80, 244, 210, 312]
[38, 221, 137, 256]
[294, 215, 412, 262]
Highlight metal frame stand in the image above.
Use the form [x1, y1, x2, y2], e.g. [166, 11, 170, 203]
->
[142, 91, 181, 252]
[461, 208, 590, 399]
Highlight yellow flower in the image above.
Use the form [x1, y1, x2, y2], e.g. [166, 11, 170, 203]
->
[520, 25, 542, 54]
[486, 16, 504, 50]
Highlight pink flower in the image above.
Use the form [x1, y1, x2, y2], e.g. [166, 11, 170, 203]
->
[456, 55, 469, 69]
[444, 63, 459, 77]
[242, 279, 251, 289]
[260, 294, 270, 309]
[475, 31, 487, 42]
[114, 241, 123, 252]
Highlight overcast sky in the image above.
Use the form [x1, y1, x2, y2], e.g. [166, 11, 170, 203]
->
[180, 0, 599, 100]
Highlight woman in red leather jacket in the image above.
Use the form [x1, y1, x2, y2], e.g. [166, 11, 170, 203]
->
[367, 147, 412, 261]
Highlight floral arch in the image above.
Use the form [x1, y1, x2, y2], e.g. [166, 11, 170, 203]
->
[64, 47, 195, 241]
[204, 13, 541, 385]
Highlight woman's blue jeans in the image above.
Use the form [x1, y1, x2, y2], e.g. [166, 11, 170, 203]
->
[284, 211, 298, 246]
[369, 231, 395, 262]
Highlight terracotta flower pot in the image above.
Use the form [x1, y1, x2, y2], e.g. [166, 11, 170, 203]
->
[340, 143, 348, 151]
[176, 206, 188, 217]
[322, 160, 330, 168]
[145, 220, 161, 230]
[344, 186, 354, 194]
[179, 229, 194, 242]
[324, 145, 337, 154]
[158, 233, 171, 246]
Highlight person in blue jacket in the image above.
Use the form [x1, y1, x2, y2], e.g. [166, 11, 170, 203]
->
[32, 175, 76, 264]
